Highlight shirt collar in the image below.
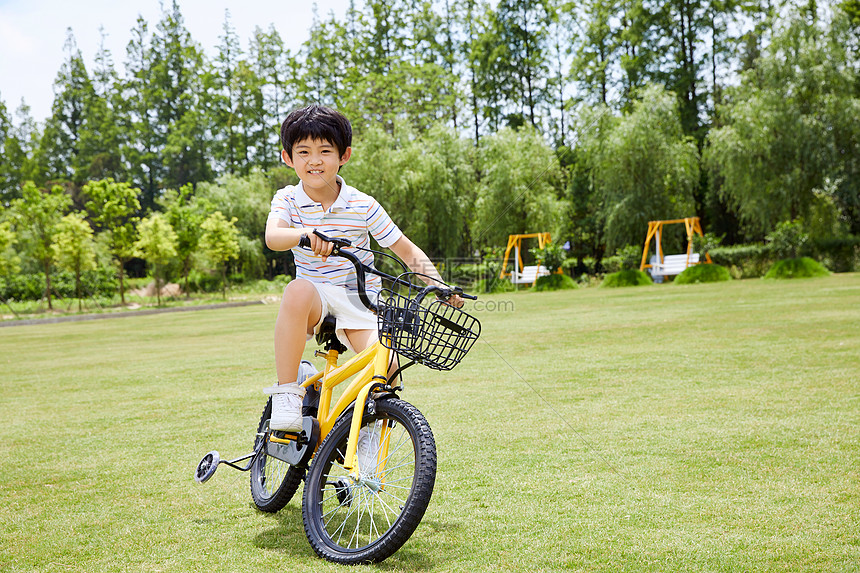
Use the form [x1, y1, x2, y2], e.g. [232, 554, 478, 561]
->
[294, 175, 353, 211]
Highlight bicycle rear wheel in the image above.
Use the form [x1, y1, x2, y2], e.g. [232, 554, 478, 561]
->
[250, 397, 304, 512]
[302, 397, 436, 564]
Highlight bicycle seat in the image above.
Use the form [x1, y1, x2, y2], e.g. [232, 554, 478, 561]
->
[316, 315, 349, 353]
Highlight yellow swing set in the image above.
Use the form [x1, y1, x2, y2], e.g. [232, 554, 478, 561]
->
[639, 217, 712, 282]
[498, 233, 553, 286]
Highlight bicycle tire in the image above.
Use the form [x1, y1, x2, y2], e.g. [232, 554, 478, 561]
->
[302, 397, 436, 564]
[250, 397, 305, 512]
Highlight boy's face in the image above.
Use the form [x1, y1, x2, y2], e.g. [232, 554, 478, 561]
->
[281, 138, 351, 196]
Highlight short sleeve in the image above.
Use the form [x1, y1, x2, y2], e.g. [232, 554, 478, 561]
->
[268, 187, 293, 224]
[366, 199, 403, 248]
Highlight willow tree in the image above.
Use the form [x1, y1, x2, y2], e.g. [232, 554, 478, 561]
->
[706, 8, 860, 239]
[587, 84, 699, 251]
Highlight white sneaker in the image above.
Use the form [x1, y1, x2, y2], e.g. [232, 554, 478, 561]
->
[356, 427, 381, 476]
[264, 382, 305, 433]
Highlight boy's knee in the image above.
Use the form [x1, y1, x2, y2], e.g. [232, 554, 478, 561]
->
[279, 279, 321, 315]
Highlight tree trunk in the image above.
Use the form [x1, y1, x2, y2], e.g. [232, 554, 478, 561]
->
[75, 267, 82, 312]
[155, 265, 162, 306]
[43, 259, 53, 310]
[118, 260, 126, 305]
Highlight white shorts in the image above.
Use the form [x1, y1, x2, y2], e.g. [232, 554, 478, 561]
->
[307, 282, 378, 353]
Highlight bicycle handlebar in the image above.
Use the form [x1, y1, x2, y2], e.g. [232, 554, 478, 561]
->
[297, 229, 476, 313]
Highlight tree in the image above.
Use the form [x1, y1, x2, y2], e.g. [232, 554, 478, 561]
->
[587, 84, 699, 251]
[83, 178, 141, 304]
[9, 182, 72, 309]
[209, 10, 259, 175]
[36, 30, 97, 187]
[199, 211, 240, 298]
[0, 219, 20, 317]
[135, 213, 178, 305]
[0, 95, 26, 206]
[150, 0, 210, 193]
[249, 25, 296, 167]
[472, 126, 567, 249]
[53, 212, 97, 311]
[0, 220, 19, 277]
[474, 0, 554, 130]
[569, 0, 618, 106]
[120, 16, 161, 208]
[79, 28, 126, 184]
[158, 184, 207, 295]
[341, 123, 478, 260]
[706, 8, 860, 239]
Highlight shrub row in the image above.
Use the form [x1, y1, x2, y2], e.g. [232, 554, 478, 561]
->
[705, 236, 858, 278]
[0, 269, 118, 301]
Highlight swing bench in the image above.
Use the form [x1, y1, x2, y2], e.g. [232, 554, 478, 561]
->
[499, 233, 553, 286]
[639, 218, 712, 283]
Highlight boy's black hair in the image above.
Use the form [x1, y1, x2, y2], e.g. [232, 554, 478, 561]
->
[280, 104, 352, 159]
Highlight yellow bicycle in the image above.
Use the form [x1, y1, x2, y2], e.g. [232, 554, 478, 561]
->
[195, 231, 481, 564]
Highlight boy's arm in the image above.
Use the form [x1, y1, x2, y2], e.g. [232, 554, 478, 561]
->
[265, 218, 334, 259]
[389, 235, 463, 306]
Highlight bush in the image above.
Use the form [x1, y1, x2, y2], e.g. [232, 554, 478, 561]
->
[764, 257, 830, 279]
[766, 220, 809, 259]
[600, 269, 653, 287]
[617, 244, 643, 270]
[675, 263, 732, 284]
[808, 236, 859, 273]
[692, 232, 723, 257]
[533, 273, 578, 291]
[529, 243, 567, 273]
[184, 270, 224, 293]
[0, 268, 118, 301]
[708, 243, 773, 278]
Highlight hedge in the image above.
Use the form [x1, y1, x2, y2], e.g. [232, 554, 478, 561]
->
[0, 268, 118, 301]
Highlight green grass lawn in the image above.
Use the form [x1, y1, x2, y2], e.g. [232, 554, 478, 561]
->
[2, 274, 859, 572]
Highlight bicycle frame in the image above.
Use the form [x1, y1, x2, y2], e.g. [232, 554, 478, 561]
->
[298, 334, 395, 476]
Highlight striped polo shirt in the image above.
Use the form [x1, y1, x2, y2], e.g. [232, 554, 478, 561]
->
[268, 175, 403, 295]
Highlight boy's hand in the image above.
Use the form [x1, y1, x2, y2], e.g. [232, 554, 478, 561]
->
[305, 229, 334, 261]
[437, 292, 465, 308]
[447, 294, 465, 308]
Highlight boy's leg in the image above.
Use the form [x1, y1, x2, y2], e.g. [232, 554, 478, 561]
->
[268, 279, 323, 432]
[274, 279, 323, 385]
[343, 328, 400, 381]
[342, 328, 377, 355]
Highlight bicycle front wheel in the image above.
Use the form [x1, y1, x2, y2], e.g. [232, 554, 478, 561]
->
[302, 397, 437, 564]
[250, 397, 304, 512]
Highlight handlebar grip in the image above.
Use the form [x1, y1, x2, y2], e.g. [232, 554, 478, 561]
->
[297, 230, 352, 252]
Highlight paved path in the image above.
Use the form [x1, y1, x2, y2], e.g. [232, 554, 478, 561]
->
[0, 300, 264, 328]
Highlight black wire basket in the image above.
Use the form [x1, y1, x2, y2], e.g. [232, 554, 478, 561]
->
[377, 278, 481, 371]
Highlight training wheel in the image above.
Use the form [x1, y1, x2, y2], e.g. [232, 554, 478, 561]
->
[195, 451, 220, 483]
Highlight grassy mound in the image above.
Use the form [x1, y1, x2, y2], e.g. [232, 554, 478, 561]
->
[764, 257, 830, 279]
[675, 263, 732, 285]
[533, 273, 578, 291]
[600, 269, 653, 287]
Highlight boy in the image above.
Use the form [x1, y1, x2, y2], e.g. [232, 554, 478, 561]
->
[264, 104, 460, 431]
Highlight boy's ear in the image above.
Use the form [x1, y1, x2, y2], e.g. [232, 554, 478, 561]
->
[281, 149, 293, 167]
[339, 147, 352, 166]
